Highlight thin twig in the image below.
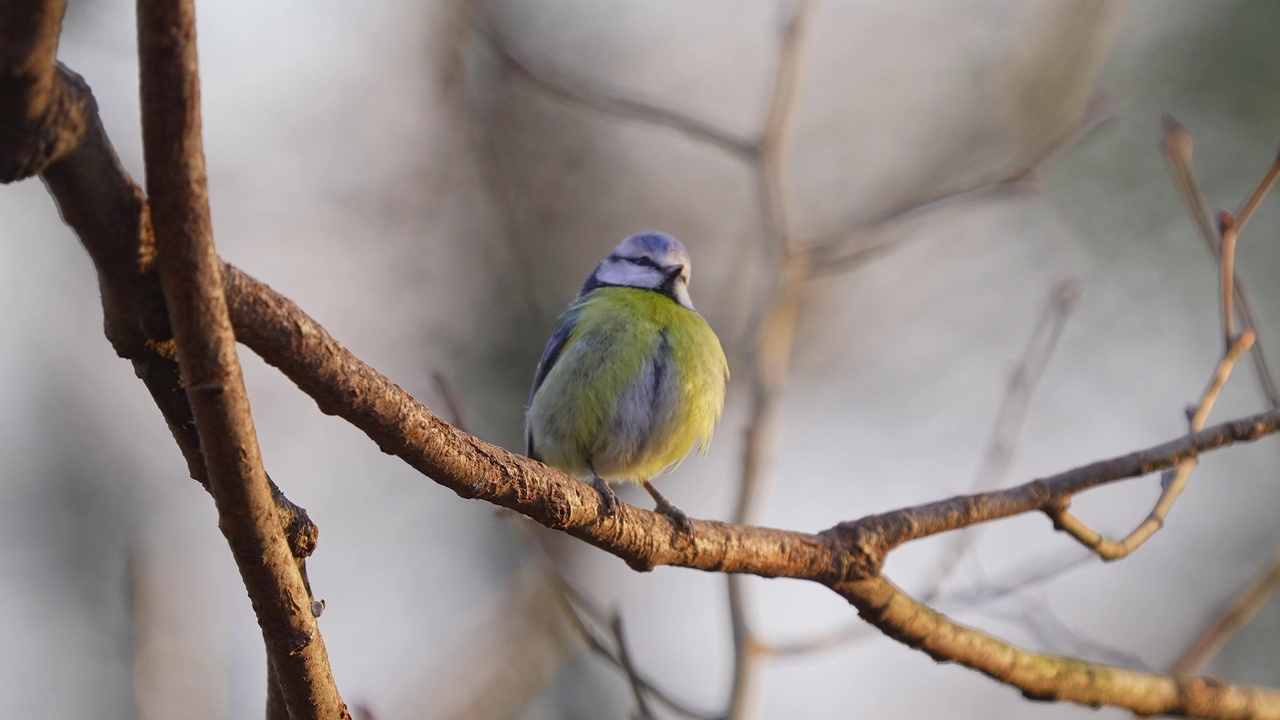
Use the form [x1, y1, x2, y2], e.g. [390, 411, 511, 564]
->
[980, 597, 1151, 669]
[756, 278, 1080, 660]
[921, 277, 1081, 598]
[805, 93, 1118, 276]
[1163, 115, 1280, 408]
[533, 539, 719, 720]
[1231, 146, 1280, 234]
[1219, 214, 1237, 346]
[471, 19, 755, 159]
[611, 615, 655, 720]
[136, 1, 346, 717]
[1049, 330, 1256, 560]
[1171, 545, 1280, 677]
[726, 2, 819, 718]
[760, 551, 1092, 658]
[430, 371, 469, 431]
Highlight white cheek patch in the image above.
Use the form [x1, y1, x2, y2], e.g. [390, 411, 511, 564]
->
[595, 259, 664, 289]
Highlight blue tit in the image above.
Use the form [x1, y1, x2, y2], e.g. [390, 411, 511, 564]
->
[525, 231, 729, 532]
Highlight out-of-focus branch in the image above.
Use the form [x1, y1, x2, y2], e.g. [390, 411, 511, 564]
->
[804, 94, 1118, 277]
[135, 1, 347, 717]
[761, 552, 1092, 658]
[726, 2, 818, 717]
[536, 544, 719, 720]
[921, 277, 1081, 597]
[471, 20, 756, 159]
[1049, 330, 1255, 560]
[1171, 547, 1280, 678]
[1163, 116, 1280, 408]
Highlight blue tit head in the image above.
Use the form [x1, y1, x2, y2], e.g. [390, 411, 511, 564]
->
[580, 231, 697, 310]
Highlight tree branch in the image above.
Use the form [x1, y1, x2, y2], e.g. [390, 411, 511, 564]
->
[839, 575, 1280, 718]
[1162, 116, 1280, 408]
[471, 19, 756, 159]
[136, 1, 346, 717]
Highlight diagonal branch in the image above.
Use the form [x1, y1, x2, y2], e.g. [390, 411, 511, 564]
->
[136, 1, 347, 717]
[1047, 328, 1255, 561]
[1162, 116, 1280, 409]
[471, 20, 756, 159]
[838, 575, 1280, 718]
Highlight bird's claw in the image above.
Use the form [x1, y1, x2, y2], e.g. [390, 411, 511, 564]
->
[592, 475, 620, 519]
[657, 503, 694, 535]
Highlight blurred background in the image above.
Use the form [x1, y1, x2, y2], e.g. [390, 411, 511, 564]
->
[2, 0, 1280, 717]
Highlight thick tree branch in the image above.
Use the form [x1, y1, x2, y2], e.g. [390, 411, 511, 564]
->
[0, 0, 87, 181]
[136, 1, 346, 717]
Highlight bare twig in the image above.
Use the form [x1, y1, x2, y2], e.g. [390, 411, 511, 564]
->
[1050, 331, 1256, 560]
[611, 615, 655, 720]
[753, 276, 1079, 662]
[759, 549, 1093, 658]
[1231, 147, 1280, 234]
[1172, 545, 1280, 677]
[430, 371, 469, 431]
[922, 277, 1081, 597]
[805, 94, 1118, 276]
[1219, 213, 1238, 346]
[726, 2, 818, 717]
[136, 1, 346, 717]
[534, 542, 718, 720]
[1163, 115, 1280, 408]
[471, 20, 755, 159]
[1139, 133, 1280, 717]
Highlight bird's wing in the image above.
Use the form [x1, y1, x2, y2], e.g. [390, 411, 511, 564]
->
[525, 305, 580, 459]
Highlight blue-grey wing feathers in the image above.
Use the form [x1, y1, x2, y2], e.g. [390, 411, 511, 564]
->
[526, 309, 579, 459]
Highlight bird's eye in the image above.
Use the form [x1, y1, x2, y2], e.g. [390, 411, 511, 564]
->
[666, 265, 685, 281]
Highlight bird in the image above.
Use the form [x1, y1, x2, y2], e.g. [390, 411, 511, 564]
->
[525, 231, 729, 533]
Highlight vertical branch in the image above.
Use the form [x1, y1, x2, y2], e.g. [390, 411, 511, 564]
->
[1218, 213, 1237, 347]
[726, 2, 818, 718]
[135, 1, 347, 718]
[1162, 116, 1280, 408]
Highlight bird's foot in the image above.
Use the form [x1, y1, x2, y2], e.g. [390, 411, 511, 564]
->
[592, 474, 621, 519]
[643, 481, 694, 535]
